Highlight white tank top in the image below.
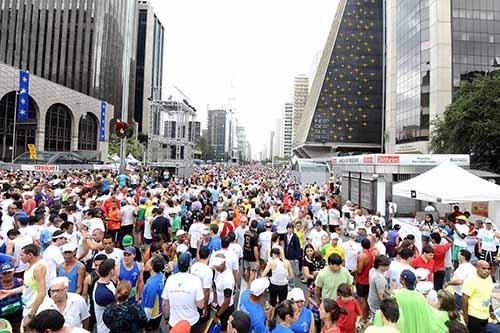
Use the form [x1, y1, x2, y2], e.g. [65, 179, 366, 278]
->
[13, 235, 33, 273]
[270, 259, 288, 286]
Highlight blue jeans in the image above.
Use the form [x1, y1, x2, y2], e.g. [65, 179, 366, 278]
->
[454, 293, 462, 311]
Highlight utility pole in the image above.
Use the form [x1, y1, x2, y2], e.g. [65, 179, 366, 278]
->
[11, 91, 18, 162]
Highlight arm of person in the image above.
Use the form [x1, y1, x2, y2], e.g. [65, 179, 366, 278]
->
[254, 244, 260, 270]
[462, 294, 469, 324]
[5, 242, 14, 256]
[356, 253, 366, 273]
[28, 264, 47, 318]
[76, 263, 86, 295]
[286, 260, 293, 280]
[136, 263, 144, 303]
[303, 266, 314, 281]
[309, 312, 316, 333]
[261, 259, 272, 277]
[162, 299, 170, 320]
[81, 274, 91, 302]
[216, 291, 232, 320]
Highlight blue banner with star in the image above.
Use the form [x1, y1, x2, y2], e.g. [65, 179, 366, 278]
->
[18, 70, 29, 120]
[100, 102, 106, 142]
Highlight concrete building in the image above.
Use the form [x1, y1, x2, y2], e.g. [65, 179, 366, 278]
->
[0, 62, 113, 160]
[282, 102, 293, 159]
[236, 126, 250, 163]
[273, 118, 282, 159]
[207, 109, 236, 162]
[134, 1, 164, 134]
[294, 0, 384, 158]
[292, 75, 309, 146]
[0, 0, 137, 119]
[385, 0, 500, 154]
[147, 98, 196, 177]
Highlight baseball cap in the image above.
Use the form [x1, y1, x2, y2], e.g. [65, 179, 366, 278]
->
[61, 243, 77, 253]
[52, 230, 69, 240]
[401, 269, 417, 290]
[201, 228, 210, 235]
[456, 215, 467, 222]
[122, 235, 134, 247]
[176, 230, 186, 237]
[211, 256, 226, 267]
[176, 243, 189, 254]
[124, 246, 136, 255]
[287, 288, 305, 302]
[416, 281, 434, 294]
[250, 278, 270, 296]
[330, 233, 339, 240]
[485, 218, 493, 224]
[178, 252, 191, 268]
[415, 268, 430, 281]
[0, 262, 15, 274]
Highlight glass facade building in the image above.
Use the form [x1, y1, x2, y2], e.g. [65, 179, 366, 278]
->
[0, 0, 137, 117]
[395, 0, 430, 143]
[306, 0, 383, 148]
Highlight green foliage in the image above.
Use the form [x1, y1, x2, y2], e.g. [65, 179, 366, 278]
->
[195, 136, 212, 160]
[430, 72, 500, 173]
[108, 137, 145, 161]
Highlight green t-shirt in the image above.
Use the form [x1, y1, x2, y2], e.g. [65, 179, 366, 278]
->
[171, 215, 181, 240]
[314, 266, 353, 300]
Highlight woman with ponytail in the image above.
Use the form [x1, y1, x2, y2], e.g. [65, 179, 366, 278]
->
[269, 300, 298, 333]
[319, 299, 347, 333]
[432, 290, 465, 332]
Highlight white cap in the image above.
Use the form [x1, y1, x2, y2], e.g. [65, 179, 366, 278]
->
[52, 232, 70, 240]
[287, 288, 305, 302]
[201, 228, 210, 235]
[211, 256, 226, 267]
[415, 268, 430, 281]
[176, 243, 188, 254]
[250, 278, 270, 296]
[61, 243, 77, 253]
[220, 211, 228, 221]
[176, 230, 186, 237]
[50, 276, 69, 288]
[330, 233, 339, 240]
[416, 281, 434, 294]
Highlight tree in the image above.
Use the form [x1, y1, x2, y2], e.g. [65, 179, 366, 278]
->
[195, 136, 211, 160]
[108, 137, 145, 161]
[430, 72, 500, 173]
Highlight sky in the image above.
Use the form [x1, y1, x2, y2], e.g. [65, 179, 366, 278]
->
[150, 0, 339, 157]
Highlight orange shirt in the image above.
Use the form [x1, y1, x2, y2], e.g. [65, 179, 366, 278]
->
[107, 208, 121, 231]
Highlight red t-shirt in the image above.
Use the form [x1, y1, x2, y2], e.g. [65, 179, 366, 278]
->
[410, 256, 435, 281]
[432, 242, 453, 272]
[336, 298, 361, 333]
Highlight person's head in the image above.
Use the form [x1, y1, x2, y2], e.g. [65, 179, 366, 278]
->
[178, 252, 192, 273]
[287, 288, 306, 311]
[327, 253, 343, 273]
[51, 230, 68, 247]
[379, 298, 400, 324]
[92, 227, 104, 242]
[445, 320, 469, 333]
[458, 249, 471, 263]
[400, 269, 417, 290]
[49, 277, 69, 303]
[115, 280, 132, 303]
[212, 254, 227, 273]
[93, 254, 107, 275]
[151, 255, 165, 273]
[239, 217, 248, 227]
[102, 234, 115, 253]
[250, 220, 258, 231]
[304, 244, 314, 259]
[485, 219, 493, 230]
[0, 262, 15, 282]
[361, 237, 371, 250]
[422, 245, 435, 261]
[358, 226, 367, 236]
[425, 214, 433, 223]
[437, 290, 460, 322]
[28, 309, 65, 332]
[20, 244, 39, 263]
[374, 255, 390, 272]
[198, 246, 210, 260]
[319, 298, 347, 323]
[476, 260, 491, 279]
[337, 283, 353, 299]
[271, 247, 281, 258]
[227, 311, 251, 333]
[123, 246, 136, 264]
[330, 233, 339, 246]
[314, 221, 322, 231]
[61, 243, 77, 263]
[221, 236, 231, 249]
[98, 258, 116, 278]
[287, 223, 294, 234]
[430, 232, 442, 245]
[270, 300, 296, 330]
[399, 247, 413, 261]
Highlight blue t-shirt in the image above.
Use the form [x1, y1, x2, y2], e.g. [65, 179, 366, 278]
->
[208, 236, 221, 254]
[272, 324, 293, 333]
[290, 308, 312, 333]
[142, 273, 164, 318]
[117, 174, 129, 188]
[211, 189, 219, 203]
[239, 290, 268, 333]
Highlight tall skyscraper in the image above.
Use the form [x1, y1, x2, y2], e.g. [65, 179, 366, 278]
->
[207, 109, 236, 161]
[292, 75, 309, 146]
[295, 0, 384, 158]
[0, 0, 137, 118]
[385, 0, 500, 154]
[282, 102, 293, 159]
[135, 1, 165, 134]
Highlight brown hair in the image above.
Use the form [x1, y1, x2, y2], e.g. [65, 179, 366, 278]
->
[116, 280, 132, 303]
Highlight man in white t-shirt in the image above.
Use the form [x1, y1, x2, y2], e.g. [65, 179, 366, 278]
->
[309, 221, 328, 251]
[42, 230, 67, 285]
[386, 247, 415, 290]
[189, 213, 206, 258]
[162, 252, 204, 332]
[274, 208, 291, 238]
[212, 254, 235, 332]
[342, 232, 362, 272]
[97, 235, 123, 264]
[190, 247, 213, 323]
[119, 201, 136, 236]
[445, 249, 476, 310]
[477, 218, 500, 279]
[210, 237, 239, 283]
[452, 216, 470, 265]
[258, 222, 273, 263]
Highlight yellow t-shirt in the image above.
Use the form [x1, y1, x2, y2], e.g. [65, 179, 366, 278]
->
[322, 244, 345, 262]
[462, 274, 493, 320]
[364, 326, 399, 333]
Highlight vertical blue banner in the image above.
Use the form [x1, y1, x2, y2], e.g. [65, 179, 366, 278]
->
[18, 70, 29, 120]
[100, 102, 106, 142]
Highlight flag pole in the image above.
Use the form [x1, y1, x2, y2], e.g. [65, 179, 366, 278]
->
[11, 91, 18, 162]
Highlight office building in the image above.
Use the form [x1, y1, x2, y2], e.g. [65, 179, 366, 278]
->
[385, 0, 500, 154]
[236, 126, 250, 163]
[282, 102, 293, 159]
[292, 75, 309, 146]
[135, 1, 165, 134]
[207, 109, 236, 162]
[273, 118, 282, 159]
[294, 0, 384, 158]
[0, 0, 137, 118]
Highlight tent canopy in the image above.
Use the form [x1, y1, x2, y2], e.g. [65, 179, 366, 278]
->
[393, 162, 500, 203]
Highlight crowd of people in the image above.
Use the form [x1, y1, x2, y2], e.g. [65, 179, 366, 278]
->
[0, 165, 497, 333]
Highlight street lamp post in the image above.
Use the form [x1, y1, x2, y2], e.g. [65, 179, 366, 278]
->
[11, 91, 18, 163]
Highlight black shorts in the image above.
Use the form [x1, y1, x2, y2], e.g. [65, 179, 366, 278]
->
[146, 316, 162, 331]
[217, 304, 235, 331]
[481, 249, 498, 264]
[356, 283, 370, 298]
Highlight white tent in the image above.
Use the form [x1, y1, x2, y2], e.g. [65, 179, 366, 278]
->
[393, 162, 500, 203]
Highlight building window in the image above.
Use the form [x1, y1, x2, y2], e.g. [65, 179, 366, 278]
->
[78, 112, 98, 150]
[45, 103, 72, 151]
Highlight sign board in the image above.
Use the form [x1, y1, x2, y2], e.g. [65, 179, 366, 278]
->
[331, 154, 470, 166]
[472, 202, 489, 217]
[27, 144, 37, 160]
[20, 164, 60, 172]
